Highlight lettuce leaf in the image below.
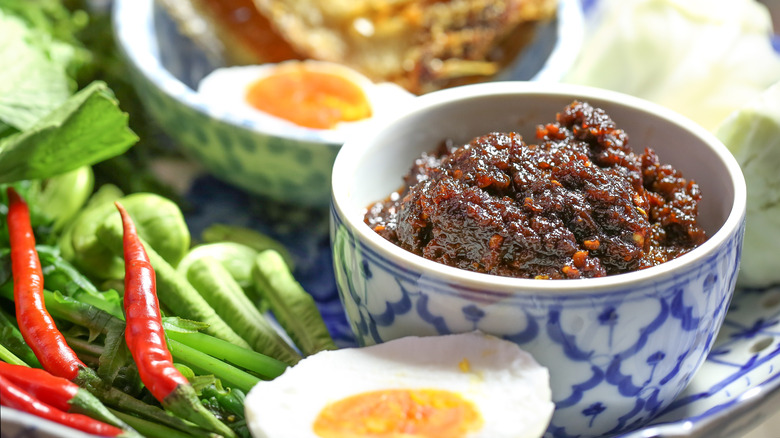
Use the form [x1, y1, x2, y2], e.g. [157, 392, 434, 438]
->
[0, 81, 138, 183]
[565, 0, 780, 131]
[0, 9, 74, 131]
[716, 80, 780, 287]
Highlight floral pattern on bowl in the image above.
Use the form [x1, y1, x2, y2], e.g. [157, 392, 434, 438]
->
[331, 202, 744, 437]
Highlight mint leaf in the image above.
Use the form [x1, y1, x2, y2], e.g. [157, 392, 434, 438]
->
[0, 81, 138, 183]
[0, 9, 74, 131]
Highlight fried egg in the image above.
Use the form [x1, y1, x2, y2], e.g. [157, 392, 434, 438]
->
[197, 60, 412, 143]
[244, 331, 554, 438]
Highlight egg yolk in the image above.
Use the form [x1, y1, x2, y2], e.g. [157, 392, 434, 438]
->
[244, 64, 373, 130]
[313, 389, 483, 438]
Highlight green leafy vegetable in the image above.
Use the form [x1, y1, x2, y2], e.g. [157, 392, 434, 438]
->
[37, 245, 125, 319]
[0, 81, 138, 183]
[0, 8, 75, 131]
[564, 0, 780, 131]
[34, 166, 94, 231]
[66, 186, 126, 279]
[715, 80, 780, 287]
[100, 192, 191, 267]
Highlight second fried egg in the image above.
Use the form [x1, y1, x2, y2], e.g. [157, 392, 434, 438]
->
[197, 60, 411, 141]
[244, 331, 554, 438]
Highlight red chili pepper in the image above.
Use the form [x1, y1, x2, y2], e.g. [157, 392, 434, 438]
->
[116, 202, 236, 438]
[0, 374, 123, 437]
[6, 187, 85, 380]
[116, 201, 188, 400]
[0, 361, 78, 412]
[0, 360, 130, 428]
[6, 189, 144, 437]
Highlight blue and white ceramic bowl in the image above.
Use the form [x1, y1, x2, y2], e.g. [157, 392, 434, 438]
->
[330, 81, 747, 437]
[112, 0, 584, 207]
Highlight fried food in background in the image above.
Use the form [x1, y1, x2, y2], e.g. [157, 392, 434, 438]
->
[158, 0, 303, 65]
[252, 0, 558, 93]
[159, 0, 558, 94]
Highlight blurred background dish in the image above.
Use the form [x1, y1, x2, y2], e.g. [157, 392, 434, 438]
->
[111, 0, 584, 207]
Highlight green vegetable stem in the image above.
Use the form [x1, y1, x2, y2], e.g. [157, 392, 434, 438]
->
[164, 329, 288, 381]
[251, 250, 337, 356]
[0, 342, 28, 366]
[107, 408, 197, 438]
[184, 256, 301, 365]
[166, 339, 259, 394]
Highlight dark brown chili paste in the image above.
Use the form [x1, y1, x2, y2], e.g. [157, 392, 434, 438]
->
[364, 101, 707, 279]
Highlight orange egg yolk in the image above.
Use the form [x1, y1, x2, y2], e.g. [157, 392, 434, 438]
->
[312, 389, 483, 438]
[244, 64, 373, 130]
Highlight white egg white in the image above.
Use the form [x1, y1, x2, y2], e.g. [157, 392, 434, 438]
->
[244, 331, 554, 438]
[196, 60, 412, 144]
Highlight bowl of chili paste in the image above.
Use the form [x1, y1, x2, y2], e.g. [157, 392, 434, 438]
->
[364, 100, 708, 279]
[330, 82, 746, 437]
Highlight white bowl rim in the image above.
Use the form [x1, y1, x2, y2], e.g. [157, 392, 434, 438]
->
[112, 0, 584, 147]
[331, 81, 748, 295]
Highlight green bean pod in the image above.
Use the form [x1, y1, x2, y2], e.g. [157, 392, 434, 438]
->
[251, 250, 336, 356]
[185, 256, 301, 365]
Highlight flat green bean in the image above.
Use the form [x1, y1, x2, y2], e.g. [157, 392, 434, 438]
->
[251, 250, 336, 357]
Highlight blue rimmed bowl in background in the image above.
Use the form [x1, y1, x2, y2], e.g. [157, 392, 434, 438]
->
[112, 0, 584, 207]
[330, 81, 747, 437]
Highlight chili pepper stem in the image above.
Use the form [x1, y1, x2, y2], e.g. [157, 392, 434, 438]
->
[0, 361, 142, 437]
[73, 367, 216, 438]
[164, 384, 238, 438]
[69, 389, 143, 438]
[108, 407, 211, 438]
[0, 374, 124, 437]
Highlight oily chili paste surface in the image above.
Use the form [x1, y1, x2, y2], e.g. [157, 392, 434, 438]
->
[364, 101, 707, 279]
